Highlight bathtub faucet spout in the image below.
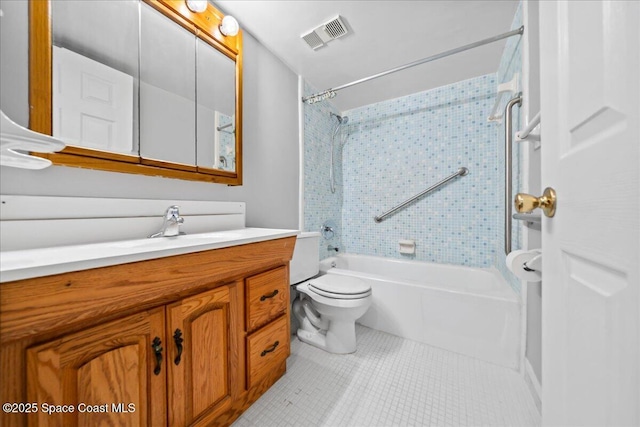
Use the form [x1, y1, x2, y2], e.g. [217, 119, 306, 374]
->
[328, 245, 339, 252]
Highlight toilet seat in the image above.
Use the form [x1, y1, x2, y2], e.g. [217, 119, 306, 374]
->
[307, 275, 371, 300]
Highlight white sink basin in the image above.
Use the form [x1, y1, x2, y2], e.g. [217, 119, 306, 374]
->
[0, 228, 298, 283]
[109, 231, 248, 250]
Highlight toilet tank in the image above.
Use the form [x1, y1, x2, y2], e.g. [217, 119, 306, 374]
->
[289, 232, 320, 284]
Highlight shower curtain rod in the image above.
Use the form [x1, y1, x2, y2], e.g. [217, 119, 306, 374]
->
[302, 25, 524, 104]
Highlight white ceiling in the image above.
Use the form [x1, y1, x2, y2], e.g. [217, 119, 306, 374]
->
[216, 1, 519, 112]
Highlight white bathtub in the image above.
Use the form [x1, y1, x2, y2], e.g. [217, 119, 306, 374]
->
[319, 254, 521, 369]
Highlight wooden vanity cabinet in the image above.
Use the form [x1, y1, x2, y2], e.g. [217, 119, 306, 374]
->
[26, 285, 239, 427]
[0, 236, 296, 427]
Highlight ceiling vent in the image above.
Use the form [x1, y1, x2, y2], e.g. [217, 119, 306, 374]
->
[324, 16, 348, 39]
[302, 31, 325, 50]
[301, 15, 349, 50]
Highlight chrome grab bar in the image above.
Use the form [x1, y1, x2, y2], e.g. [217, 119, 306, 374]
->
[374, 167, 469, 223]
[505, 95, 522, 254]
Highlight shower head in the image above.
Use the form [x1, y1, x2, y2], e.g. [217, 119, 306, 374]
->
[330, 112, 349, 124]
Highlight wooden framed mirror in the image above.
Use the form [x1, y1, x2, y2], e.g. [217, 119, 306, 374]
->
[29, 0, 243, 185]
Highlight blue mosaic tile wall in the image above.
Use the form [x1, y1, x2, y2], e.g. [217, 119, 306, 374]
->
[302, 3, 523, 294]
[339, 74, 500, 267]
[303, 81, 344, 259]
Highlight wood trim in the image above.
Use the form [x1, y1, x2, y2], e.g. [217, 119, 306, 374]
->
[230, 280, 247, 399]
[235, 31, 244, 186]
[28, 0, 52, 135]
[57, 146, 140, 163]
[141, 157, 198, 173]
[197, 166, 237, 178]
[33, 151, 241, 184]
[284, 264, 291, 359]
[0, 237, 296, 344]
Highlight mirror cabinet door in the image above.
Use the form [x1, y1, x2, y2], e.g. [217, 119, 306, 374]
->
[51, 0, 139, 156]
[35, 0, 241, 183]
[140, 3, 196, 169]
[196, 39, 237, 173]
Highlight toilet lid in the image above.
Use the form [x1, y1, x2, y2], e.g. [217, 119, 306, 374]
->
[308, 275, 371, 299]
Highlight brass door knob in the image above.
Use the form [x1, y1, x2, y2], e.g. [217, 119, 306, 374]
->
[514, 187, 557, 217]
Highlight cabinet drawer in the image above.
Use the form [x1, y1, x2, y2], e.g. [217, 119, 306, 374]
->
[246, 266, 288, 331]
[246, 315, 289, 388]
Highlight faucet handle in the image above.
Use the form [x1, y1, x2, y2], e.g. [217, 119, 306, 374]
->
[165, 205, 181, 218]
[320, 224, 335, 239]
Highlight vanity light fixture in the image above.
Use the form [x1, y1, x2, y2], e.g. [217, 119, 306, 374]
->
[186, 0, 208, 13]
[219, 15, 239, 37]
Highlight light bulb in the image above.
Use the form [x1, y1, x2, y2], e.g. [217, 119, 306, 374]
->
[186, 0, 207, 13]
[219, 15, 239, 37]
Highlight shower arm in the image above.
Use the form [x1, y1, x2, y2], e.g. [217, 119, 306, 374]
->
[302, 26, 524, 104]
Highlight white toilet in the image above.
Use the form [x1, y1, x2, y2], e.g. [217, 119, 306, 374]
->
[290, 232, 372, 354]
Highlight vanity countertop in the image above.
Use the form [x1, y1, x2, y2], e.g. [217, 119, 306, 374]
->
[0, 228, 298, 283]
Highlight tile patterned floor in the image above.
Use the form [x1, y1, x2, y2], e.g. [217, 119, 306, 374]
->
[233, 325, 540, 427]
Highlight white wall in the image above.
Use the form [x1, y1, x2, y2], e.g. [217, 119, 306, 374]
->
[238, 33, 300, 229]
[0, 0, 29, 126]
[0, 0, 300, 230]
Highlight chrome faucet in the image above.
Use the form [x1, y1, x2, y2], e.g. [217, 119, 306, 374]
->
[148, 205, 184, 238]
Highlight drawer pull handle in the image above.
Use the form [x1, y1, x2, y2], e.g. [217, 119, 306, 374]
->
[173, 329, 184, 365]
[260, 341, 280, 357]
[151, 337, 163, 375]
[260, 290, 279, 301]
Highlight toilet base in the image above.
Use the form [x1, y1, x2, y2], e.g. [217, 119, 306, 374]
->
[296, 318, 357, 354]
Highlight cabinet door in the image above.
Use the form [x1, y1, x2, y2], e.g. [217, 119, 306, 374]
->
[26, 308, 167, 426]
[167, 285, 238, 426]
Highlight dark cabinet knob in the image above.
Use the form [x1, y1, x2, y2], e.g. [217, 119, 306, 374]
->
[151, 337, 163, 375]
[173, 329, 184, 365]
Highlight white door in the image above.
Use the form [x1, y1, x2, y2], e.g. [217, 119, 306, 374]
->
[539, 1, 639, 426]
[53, 46, 133, 154]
